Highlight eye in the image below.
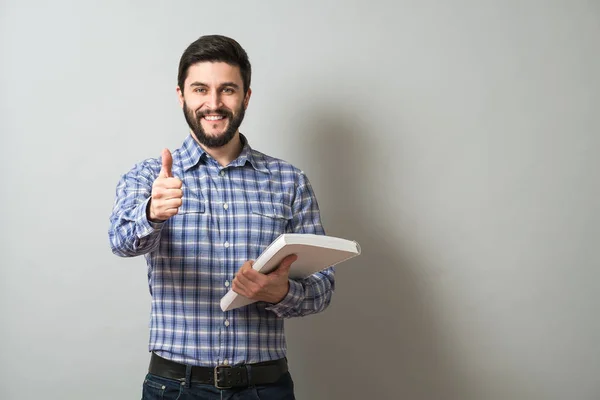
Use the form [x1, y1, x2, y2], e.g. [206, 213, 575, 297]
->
[222, 87, 234, 94]
[194, 88, 207, 93]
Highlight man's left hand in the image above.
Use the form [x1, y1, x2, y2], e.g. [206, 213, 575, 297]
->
[232, 254, 298, 304]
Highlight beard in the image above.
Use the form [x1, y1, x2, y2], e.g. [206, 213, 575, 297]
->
[183, 100, 246, 148]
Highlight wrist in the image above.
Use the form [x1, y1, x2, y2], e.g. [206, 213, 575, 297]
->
[146, 200, 164, 223]
[271, 280, 290, 304]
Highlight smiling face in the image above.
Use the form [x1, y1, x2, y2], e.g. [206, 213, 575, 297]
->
[177, 62, 252, 148]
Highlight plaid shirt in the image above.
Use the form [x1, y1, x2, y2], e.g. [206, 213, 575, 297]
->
[109, 134, 334, 366]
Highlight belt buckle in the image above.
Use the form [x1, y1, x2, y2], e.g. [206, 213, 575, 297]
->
[214, 365, 233, 389]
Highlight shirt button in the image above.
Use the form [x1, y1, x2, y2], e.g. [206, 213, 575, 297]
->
[224, 241, 230, 248]
[224, 320, 230, 327]
[223, 359, 229, 365]
[225, 281, 230, 287]
[223, 203, 229, 210]
[220, 171, 225, 177]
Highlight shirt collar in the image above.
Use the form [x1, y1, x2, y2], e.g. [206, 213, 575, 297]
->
[180, 134, 206, 171]
[180, 133, 270, 174]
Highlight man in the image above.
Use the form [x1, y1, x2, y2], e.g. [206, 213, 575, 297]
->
[108, 35, 334, 399]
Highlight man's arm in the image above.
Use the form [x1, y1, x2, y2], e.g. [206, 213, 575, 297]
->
[108, 150, 182, 257]
[264, 171, 335, 318]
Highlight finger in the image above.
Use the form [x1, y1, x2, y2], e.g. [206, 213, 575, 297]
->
[154, 179, 183, 194]
[281, 254, 298, 267]
[151, 205, 178, 221]
[271, 254, 298, 276]
[163, 198, 183, 209]
[233, 261, 258, 287]
[232, 276, 252, 297]
[159, 148, 173, 178]
[151, 188, 181, 201]
[235, 260, 254, 275]
[162, 188, 184, 200]
[176, 178, 184, 189]
[237, 269, 260, 287]
[160, 208, 179, 219]
[166, 177, 183, 189]
[241, 265, 266, 285]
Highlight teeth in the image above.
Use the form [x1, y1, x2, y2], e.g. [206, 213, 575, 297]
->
[204, 115, 225, 121]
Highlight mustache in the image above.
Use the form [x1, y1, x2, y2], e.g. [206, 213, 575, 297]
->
[196, 108, 233, 119]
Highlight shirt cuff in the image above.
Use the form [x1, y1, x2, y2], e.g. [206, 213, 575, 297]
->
[135, 197, 165, 237]
[265, 279, 304, 317]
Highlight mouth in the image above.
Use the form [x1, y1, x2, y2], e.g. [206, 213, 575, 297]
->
[202, 114, 227, 122]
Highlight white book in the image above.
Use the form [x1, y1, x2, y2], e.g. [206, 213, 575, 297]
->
[220, 233, 361, 312]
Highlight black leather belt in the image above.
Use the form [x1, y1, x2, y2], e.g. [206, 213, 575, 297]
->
[148, 352, 288, 389]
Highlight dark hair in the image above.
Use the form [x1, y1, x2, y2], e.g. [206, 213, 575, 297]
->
[178, 35, 251, 94]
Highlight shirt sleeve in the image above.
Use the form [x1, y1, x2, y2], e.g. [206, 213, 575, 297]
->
[265, 171, 335, 318]
[108, 160, 165, 257]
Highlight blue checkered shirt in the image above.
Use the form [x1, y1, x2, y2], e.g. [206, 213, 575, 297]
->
[109, 134, 334, 366]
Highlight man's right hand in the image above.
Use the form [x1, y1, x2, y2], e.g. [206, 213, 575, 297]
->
[148, 148, 183, 222]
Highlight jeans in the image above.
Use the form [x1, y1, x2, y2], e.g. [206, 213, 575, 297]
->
[141, 371, 295, 400]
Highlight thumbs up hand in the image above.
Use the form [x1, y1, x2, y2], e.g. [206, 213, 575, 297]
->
[148, 149, 183, 222]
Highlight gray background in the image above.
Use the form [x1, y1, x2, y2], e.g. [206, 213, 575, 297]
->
[1, 1, 598, 399]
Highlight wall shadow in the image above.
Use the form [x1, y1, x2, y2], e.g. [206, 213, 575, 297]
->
[284, 108, 473, 400]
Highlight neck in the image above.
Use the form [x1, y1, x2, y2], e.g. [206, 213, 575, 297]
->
[193, 131, 243, 167]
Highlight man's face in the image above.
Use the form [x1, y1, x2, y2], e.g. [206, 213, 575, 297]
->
[177, 62, 251, 148]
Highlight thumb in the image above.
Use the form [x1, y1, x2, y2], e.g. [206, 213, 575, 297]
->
[274, 254, 298, 275]
[159, 148, 173, 178]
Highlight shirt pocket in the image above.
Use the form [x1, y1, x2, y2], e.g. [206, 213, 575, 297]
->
[250, 201, 293, 254]
[161, 189, 209, 260]
[179, 187, 206, 214]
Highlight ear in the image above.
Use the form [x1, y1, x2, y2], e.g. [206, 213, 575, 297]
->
[243, 88, 252, 110]
[176, 86, 185, 108]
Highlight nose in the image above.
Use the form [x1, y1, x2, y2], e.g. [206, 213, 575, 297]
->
[206, 91, 222, 111]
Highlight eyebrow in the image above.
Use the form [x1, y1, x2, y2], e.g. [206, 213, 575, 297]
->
[189, 81, 240, 89]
